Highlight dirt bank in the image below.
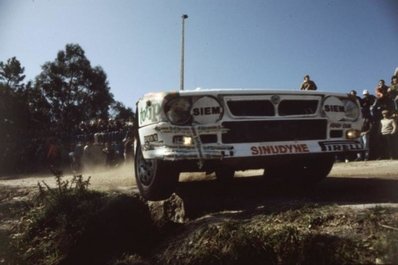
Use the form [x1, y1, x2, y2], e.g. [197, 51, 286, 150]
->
[1, 160, 398, 264]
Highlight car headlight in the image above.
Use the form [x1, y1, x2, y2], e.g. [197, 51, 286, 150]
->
[164, 97, 192, 125]
[342, 99, 360, 121]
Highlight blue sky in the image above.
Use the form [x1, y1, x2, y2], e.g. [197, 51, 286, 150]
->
[1, 0, 397, 109]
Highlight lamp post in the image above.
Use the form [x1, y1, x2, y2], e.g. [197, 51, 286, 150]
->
[180, 14, 188, 91]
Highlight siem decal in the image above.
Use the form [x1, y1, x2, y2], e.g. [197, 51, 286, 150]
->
[191, 96, 223, 124]
[319, 140, 362, 152]
[324, 105, 344, 112]
[323, 96, 345, 121]
[251, 144, 309, 155]
[192, 106, 221, 116]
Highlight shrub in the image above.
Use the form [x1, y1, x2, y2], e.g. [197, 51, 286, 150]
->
[12, 172, 157, 265]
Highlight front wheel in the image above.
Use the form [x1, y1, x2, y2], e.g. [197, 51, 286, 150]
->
[134, 143, 179, 201]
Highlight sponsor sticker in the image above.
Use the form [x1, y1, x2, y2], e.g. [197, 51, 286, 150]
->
[323, 96, 345, 121]
[144, 133, 158, 143]
[330, 123, 352, 129]
[318, 140, 362, 152]
[251, 144, 310, 156]
[191, 96, 223, 124]
[139, 102, 161, 125]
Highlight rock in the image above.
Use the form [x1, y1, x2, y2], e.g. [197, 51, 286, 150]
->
[148, 193, 186, 227]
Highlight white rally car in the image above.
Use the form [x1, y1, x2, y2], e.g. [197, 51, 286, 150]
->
[134, 89, 363, 200]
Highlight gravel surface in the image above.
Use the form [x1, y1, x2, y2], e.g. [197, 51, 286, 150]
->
[0, 159, 397, 192]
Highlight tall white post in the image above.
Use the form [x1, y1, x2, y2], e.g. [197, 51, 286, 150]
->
[180, 14, 188, 91]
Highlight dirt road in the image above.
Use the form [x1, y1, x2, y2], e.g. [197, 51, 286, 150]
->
[1, 160, 398, 218]
[1, 159, 397, 187]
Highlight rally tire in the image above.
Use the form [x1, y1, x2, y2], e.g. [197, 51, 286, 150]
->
[134, 143, 179, 201]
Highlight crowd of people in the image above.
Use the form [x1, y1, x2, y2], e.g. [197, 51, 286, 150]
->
[350, 75, 398, 161]
[73, 118, 134, 170]
[301, 70, 398, 161]
[44, 118, 135, 173]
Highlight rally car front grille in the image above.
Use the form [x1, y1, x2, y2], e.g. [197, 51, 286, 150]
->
[226, 99, 319, 116]
[221, 119, 327, 143]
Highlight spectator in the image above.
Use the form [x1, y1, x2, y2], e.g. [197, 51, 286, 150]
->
[349, 90, 361, 103]
[300, 75, 317, 91]
[123, 124, 134, 162]
[380, 110, 397, 159]
[361, 90, 376, 119]
[372, 86, 394, 121]
[375, 79, 389, 99]
[46, 137, 61, 169]
[388, 76, 398, 111]
[357, 116, 372, 161]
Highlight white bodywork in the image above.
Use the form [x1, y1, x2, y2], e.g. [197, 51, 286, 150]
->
[136, 89, 363, 169]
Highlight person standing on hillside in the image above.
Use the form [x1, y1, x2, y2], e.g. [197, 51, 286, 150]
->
[372, 81, 395, 121]
[300, 75, 317, 91]
[361, 90, 376, 119]
[375, 79, 389, 99]
[357, 116, 373, 161]
[349, 90, 362, 103]
[380, 110, 397, 159]
[388, 76, 398, 111]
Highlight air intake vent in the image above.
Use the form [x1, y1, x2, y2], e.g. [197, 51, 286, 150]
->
[278, 100, 318, 116]
[227, 100, 275, 116]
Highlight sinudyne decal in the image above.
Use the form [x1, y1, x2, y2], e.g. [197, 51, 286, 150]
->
[251, 144, 310, 155]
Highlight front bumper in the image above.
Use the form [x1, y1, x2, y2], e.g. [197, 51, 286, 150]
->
[142, 139, 364, 161]
[139, 122, 364, 162]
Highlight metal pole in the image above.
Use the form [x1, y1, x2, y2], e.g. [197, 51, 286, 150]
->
[180, 14, 188, 91]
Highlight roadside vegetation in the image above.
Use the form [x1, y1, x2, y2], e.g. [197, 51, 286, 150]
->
[9, 172, 156, 265]
[4, 172, 397, 265]
[0, 45, 135, 176]
[157, 206, 398, 265]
